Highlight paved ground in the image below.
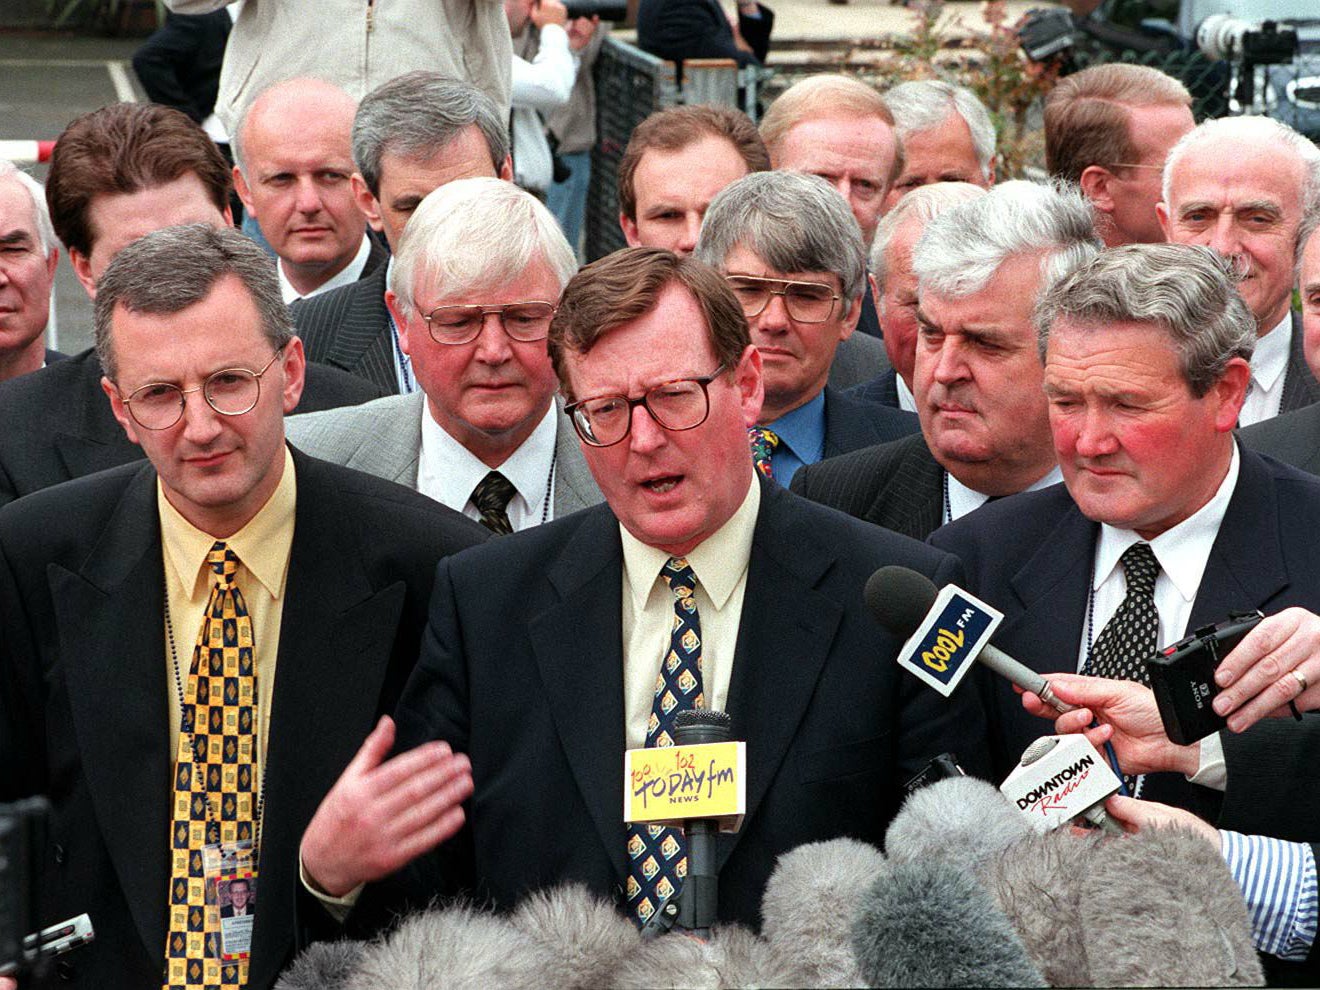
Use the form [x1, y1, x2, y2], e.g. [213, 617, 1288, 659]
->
[0, 2, 1044, 353]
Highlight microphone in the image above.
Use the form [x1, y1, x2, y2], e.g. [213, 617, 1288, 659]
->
[851, 860, 1046, 988]
[865, 565, 1077, 712]
[886, 775, 1031, 871]
[672, 708, 732, 938]
[1000, 735, 1123, 836]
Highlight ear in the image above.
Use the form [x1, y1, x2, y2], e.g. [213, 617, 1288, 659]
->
[1211, 357, 1251, 431]
[351, 174, 385, 234]
[839, 292, 862, 340]
[44, 247, 59, 281]
[221, 202, 234, 228]
[385, 290, 412, 355]
[1079, 165, 1116, 213]
[233, 165, 256, 216]
[984, 160, 996, 186]
[1156, 200, 1172, 240]
[620, 212, 642, 248]
[279, 336, 307, 414]
[101, 373, 141, 445]
[734, 343, 765, 428]
[70, 247, 97, 298]
[497, 155, 514, 182]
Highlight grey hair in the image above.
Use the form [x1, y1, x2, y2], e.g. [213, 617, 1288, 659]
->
[912, 179, 1101, 299]
[352, 72, 510, 196]
[884, 80, 997, 180]
[1163, 116, 1320, 236]
[870, 181, 987, 287]
[94, 223, 292, 381]
[1034, 243, 1256, 397]
[388, 177, 578, 318]
[693, 170, 866, 302]
[0, 159, 57, 255]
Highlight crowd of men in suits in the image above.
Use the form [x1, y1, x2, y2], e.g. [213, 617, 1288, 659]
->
[3, 47, 1320, 988]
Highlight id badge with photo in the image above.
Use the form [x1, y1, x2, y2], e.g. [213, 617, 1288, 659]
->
[201, 841, 258, 962]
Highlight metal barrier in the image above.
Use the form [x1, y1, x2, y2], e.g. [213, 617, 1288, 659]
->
[584, 37, 772, 262]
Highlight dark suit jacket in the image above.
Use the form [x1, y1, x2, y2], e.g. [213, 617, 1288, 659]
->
[816, 385, 919, 463]
[847, 367, 901, 409]
[636, 0, 774, 67]
[1280, 309, 1320, 415]
[368, 478, 989, 930]
[1240, 400, 1320, 476]
[791, 432, 943, 540]
[928, 448, 1320, 799]
[0, 348, 383, 508]
[292, 265, 397, 395]
[44, 348, 67, 365]
[855, 290, 882, 340]
[131, 11, 231, 124]
[0, 449, 488, 989]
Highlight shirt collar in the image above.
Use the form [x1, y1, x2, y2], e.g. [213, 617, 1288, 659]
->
[946, 464, 1063, 518]
[896, 374, 917, 414]
[620, 473, 759, 613]
[159, 446, 297, 601]
[278, 233, 372, 305]
[418, 399, 558, 515]
[1250, 312, 1292, 393]
[763, 389, 826, 464]
[1093, 442, 1240, 604]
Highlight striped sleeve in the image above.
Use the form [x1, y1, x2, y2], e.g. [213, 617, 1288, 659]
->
[1220, 830, 1318, 960]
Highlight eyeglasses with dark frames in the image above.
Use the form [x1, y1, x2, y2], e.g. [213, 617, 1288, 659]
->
[565, 365, 728, 448]
[423, 300, 558, 345]
[119, 348, 284, 431]
[724, 274, 841, 324]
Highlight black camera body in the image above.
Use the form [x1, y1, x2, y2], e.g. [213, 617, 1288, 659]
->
[563, 0, 629, 22]
[1144, 611, 1263, 746]
[902, 753, 966, 799]
[1018, 7, 1077, 62]
[1, 798, 49, 976]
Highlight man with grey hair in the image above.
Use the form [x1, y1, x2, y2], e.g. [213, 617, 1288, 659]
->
[850, 181, 987, 412]
[0, 223, 485, 987]
[694, 170, 918, 485]
[293, 73, 514, 394]
[931, 243, 1320, 805]
[1159, 115, 1320, 425]
[880, 80, 995, 214]
[289, 177, 601, 531]
[0, 160, 60, 381]
[793, 180, 1093, 539]
[233, 77, 385, 306]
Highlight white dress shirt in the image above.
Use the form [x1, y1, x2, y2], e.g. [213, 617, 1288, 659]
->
[1239, 313, 1291, 427]
[620, 476, 758, 750]
[896, 374, 917, 414]
[277, 232, 372, 304]
[944, 465, 1064, 524]
[416, 401, 558, 530]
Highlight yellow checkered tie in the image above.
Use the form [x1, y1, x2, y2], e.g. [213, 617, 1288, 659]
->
[163, 543, 258, 990]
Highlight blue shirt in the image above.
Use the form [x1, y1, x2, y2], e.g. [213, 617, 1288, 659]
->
[1221, 830, 1318, 960]
[762, 391, 826, 487]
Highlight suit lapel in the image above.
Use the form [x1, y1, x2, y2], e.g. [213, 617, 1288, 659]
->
[1281, 310, 1320, 414]
[322, 267, 396, 394]
[1189, 450, 1289, 628]
[345, 392, 425, 488]
[1004, 499, 1097, 675]
[50, 465, 171, 965]
[864, 437, 943, 539]
[59, 351, 144, 481]
[722, 483, 842, 866]
[528, 510, 629, 883]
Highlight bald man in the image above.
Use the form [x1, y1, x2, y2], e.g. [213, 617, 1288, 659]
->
[233, 78, 384, 303]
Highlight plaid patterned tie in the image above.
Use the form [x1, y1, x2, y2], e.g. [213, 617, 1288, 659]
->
[1088, 541, 1160, 794]
[471, 470, 517, 536]
[747, 426, 780, 479]
[626, 557, 704, 927]
[164, 543, 258, 990]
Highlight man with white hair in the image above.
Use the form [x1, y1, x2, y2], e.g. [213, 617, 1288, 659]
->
[693, 170, 919, 485]
[0, 160, 60, 382]
[850, 181, 987, 412]
[287, 177, 602, 532]
[880, 80, 995, 214]
[233, 78, 385, 304]
[792, 181, 1092, 539]
[1158, 115, 1320, 425]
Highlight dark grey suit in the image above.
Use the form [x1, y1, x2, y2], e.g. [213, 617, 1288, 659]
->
[1280, 310, 1320, 415]
[1239, 402, 1320, 476]
[292, 264, 397, 394]
[846, 367, 902, 410]
[812, 386, 919, 464]
[791, 432, 943, 540]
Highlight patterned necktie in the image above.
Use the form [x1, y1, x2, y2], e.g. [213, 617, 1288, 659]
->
[165, 543, 258, 990]
[471, 471, 517, 536]
[1088, 541, 1160, 794]
[747, 426, 780, 480]
[626, 557, 704, 927]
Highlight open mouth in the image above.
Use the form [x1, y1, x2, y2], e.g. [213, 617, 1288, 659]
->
[642, 476, 681, 494]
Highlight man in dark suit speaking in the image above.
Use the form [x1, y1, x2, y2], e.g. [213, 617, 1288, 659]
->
[930, 243, 1320, 808]
[298, 248, 988, 930]
[0, 225, 485, 988]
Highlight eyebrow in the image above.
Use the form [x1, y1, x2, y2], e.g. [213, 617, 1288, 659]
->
[0, 229, 35, 247]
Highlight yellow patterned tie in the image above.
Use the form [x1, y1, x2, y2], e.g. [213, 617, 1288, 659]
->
[163, 543, 258, 990]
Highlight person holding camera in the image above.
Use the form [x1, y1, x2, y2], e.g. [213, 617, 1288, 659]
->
[637, 0, 774, 68]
